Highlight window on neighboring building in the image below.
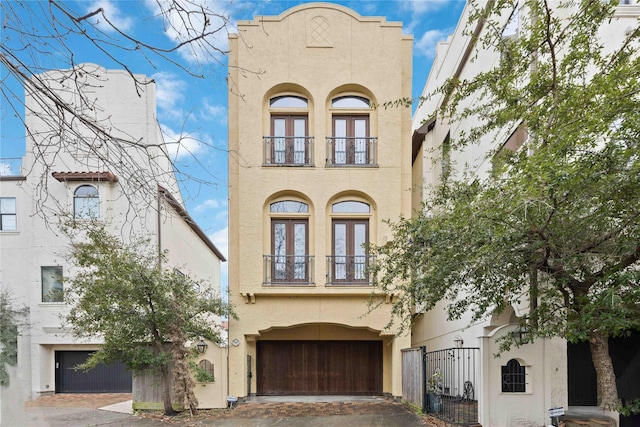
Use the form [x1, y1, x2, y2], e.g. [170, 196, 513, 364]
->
[328, 96, 376, 166]
[266, 200, 312, 284]
[501, 358, 526, 392]
[266, 95, 312, 166]
[502, 3, 519, 39]
[491, 125, 528, 176]
[441, 132, 451, 180]
[328, 200, 372, 285]
[0, 197, 16, 231]
[74, 185, 99, 219]
[42, 266, 63, 303]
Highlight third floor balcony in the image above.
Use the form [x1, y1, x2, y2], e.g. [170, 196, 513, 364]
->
[263, 136, 314, 166]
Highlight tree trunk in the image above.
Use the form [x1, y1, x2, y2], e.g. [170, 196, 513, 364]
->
[589, 330, 620, 410]
[161, 364, 177, 416]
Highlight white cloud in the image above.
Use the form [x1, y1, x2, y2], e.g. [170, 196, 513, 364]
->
[160, 124, 204, 160]
[207, 226, 228, 292]
[86, 1, 134, 33]
[415, 29, 450, 59]
[152, 71, 186, 112]
[209, 226, 228, 260]
[400, 0, 453, 35]
[200, 98, 227, 123]
[194, 199, 221, 212]
[144, 0, 231, 64]
[399, 0, 451, 15]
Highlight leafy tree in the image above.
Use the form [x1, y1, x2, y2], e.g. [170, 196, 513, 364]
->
[63, 224, 233, 415]
[0, 291, 27, 387]
[373, 0, 640, 412]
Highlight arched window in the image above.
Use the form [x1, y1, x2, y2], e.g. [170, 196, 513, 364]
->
[74, 185, 99, 219]
[501, 359, 526, 392]
[329, 200, 372, 285]
[267, 199, 312, 285]
[270, 96, 308, 108]
[197, 359, 215, 383]
[331, 96, 370, 108]
[266, 95, 312, 166]
[328, 95, 375, 166]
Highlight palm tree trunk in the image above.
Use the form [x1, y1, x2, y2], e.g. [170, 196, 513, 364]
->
[589, 329, 620, 410]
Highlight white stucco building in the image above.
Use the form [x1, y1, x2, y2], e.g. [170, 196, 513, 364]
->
[410, 2, 640, 427]
[0, 63, 227, 422]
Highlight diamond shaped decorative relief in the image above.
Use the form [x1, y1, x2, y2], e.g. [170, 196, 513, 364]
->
[307, 16, 332, 47]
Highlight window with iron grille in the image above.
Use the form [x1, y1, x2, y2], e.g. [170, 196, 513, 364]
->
[501, 358, 526, 392]
[266, 95, 312, 166]
[265, 199, 313, 285]
[327, 95, 376, 166]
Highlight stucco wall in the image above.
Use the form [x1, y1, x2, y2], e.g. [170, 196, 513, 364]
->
[228, 3, 413, 399]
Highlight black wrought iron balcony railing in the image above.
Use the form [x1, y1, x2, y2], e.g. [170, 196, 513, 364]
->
[325, 137, 377, 166]
[264, 255, 314, 285]
[0, 158, 23, 177]
[326, 255, 375, 285]
[263, 136, 314, 166]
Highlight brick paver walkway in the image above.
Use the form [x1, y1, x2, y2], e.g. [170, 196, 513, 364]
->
[208, 401, 418, 419]
[25, 393, 132, 409]
[24, 394, 429, 425]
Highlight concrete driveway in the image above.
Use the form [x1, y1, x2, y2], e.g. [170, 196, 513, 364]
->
[13, 394, 429, 427]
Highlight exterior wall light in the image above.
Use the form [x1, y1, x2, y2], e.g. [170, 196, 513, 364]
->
[511, 326, 531, 345]
[454, 335, 464, 348]
[196, 339, 208, 354]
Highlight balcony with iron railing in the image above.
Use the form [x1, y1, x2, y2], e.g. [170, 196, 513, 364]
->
[0, 158, 23, 177]
[326, 255, 375, 285]
[326, 137, 377, 167]
[263, 255, 314, 285]
[263, 136, 314, 166]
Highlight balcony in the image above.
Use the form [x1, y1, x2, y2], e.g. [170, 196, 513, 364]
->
[326, 137, 377, 167]
[326, 255, 375, 285]
[263, 136, 314, 166]
[0, 158, 23, 177]
[263, 255, 314, 285]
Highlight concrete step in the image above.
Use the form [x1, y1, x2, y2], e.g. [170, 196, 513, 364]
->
[564, 417, 616, 427]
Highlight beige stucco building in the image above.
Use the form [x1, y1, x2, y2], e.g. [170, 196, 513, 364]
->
[227, 3, 413, 399]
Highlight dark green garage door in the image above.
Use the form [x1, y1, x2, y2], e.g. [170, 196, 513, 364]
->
[55, 351, 132, 393]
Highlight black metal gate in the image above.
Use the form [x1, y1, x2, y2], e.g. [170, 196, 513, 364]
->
[55, 351, 132, 393]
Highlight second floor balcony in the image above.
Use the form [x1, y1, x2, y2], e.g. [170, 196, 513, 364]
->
[263, 136, 314, 166]
[326, 255, 376, 285]
[264, 255, 314, 285]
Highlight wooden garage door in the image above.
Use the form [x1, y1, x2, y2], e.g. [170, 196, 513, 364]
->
[257, 340, 382, 395]
[55, 351, 132, 393]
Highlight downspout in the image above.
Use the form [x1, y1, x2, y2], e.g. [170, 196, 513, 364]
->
[157, 188, 162, 269]
[226, 279, 230, 401]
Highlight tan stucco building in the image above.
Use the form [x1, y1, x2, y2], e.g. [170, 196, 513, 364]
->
[227, 3, 412, 399]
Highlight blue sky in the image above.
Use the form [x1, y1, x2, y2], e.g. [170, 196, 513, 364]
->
[0, 0, 465, 291]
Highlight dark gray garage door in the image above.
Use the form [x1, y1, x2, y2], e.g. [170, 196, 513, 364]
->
[257, 340, 383, 395]
[55, 351, 132, 393]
